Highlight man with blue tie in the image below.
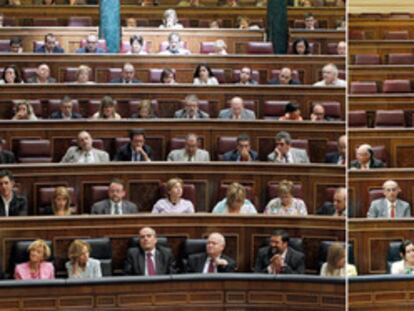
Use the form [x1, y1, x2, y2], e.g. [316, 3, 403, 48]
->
[114, 129, 153, 162]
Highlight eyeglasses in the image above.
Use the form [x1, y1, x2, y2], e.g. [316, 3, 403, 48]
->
[384, 188, 398, 192]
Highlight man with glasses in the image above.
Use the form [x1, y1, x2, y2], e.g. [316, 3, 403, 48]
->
[236, 67, 258, 85]
[174, 95, 210, 119]
[35, 33, 64, 54]
[367, 180, 411, 218]
[268, 67, 300, 85]
[110, 63, 141, 84]
[76, 34, 105, 54]
[267, 131, 309, 164]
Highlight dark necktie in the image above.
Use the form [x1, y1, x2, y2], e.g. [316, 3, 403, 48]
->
[208, 258, 215, 273]
[147, 252, 156, 276]
[133, 152, 138, 162]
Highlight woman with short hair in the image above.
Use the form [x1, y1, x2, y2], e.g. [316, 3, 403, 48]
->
[212, 182, 257, 214]
[320, 242, 357, 277]
[66, 240, 102, 279]
[264, 180, 307, 216]
[152, 178, 194, 213]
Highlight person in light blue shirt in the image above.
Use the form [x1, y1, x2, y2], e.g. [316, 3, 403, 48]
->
[212, 182, 257, 214]
[66, 240, 102, 279]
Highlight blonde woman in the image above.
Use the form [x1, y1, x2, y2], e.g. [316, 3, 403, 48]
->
[132, 99, 156, 118]
[264, 180, 307, 216]
[91, 96, 121, 120]
[12, 101, 38, 120]
[152, 178, 194, 214]
[66, 240, 102, 279]
[14, 240, 54, 280]
[320, 243, 357, 277]
[52, 186, 72, 216]
[212, 182, 257, 214]
[74, 65, 94, 84]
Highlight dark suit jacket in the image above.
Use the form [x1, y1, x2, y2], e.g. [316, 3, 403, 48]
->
[325, 152, 344, 164]
[254, 246, 305, 274]
[35, 45, 65, 54]
[114, 143, 153, 162]
[350, 157, 385, 169]
[186, 252, 236, 273]
[91, 199, 139, 214]
[110, 78, 142, 84]
[0, 150, 16, 164]
[49, 111, 83, 119]
[0, 192, 28, 217]
[268, 79, 300, 85]
[76, 47, 105, 54]
[316, 201, 336, 216]
[223, 149, 258, 162]
[124, 245, 177, 276]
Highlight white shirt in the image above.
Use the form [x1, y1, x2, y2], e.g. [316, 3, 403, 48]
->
[202, 256, 218, 274]
[144, 248, 157, 276]
[1, 194, 13, 217]
[267, 249, 287, 274]
[110, 200, 123, 215]
[77, 150, 96, 164]
[313, 79, 347, 87]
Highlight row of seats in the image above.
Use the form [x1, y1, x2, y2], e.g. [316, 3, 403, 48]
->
[350, 80, 413, 94]
[349, 110, 414, 128]
[11, 136, 339, 163]
[349, 29, 412, 40]
[352, 53, 414, 65]
[351, 13, 414, 19]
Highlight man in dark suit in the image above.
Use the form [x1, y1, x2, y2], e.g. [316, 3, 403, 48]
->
[91, 179, 139, 215]
[268, 67, 300, 85]
[124, 227, 177, 275]
[114, 128, 153, 162]
[317, 187, 347, 216]
[35, 33, 65, 54]
[325, 135, 346, 165]
[223, 133, 258, 162]
[0, 140, 16, 164]
[49, 96, 83, 120]
[0, 170, 27, 217]
[174, 94, 209, 119]
[254, 229, 305, 274]
[110, 63, 142, 84]
[350, 144, 385, 170]
[186, 232, 236, 273]
[76, 34, 105, 54]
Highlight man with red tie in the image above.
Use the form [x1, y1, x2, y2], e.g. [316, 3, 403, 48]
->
[124, 227, 176, 276]
[185, 232, 236, 273]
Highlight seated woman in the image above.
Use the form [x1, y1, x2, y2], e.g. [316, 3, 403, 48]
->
[278, 103, 303, 121]
[42, 0, 55, 4]
[126, 18, 137, 28]
[160, 68, 177, 84]
[193, 64, 219, 85]
[0, 65, 24, 84]
[159, 9, 183, 29]
[152, 178, 195, 214]
[12, 101, 38, 120]
[291, 38, 311, 55]
[209, 20, 220, 29]
[131, 99, 156, 118]
[264, 180, 307, 216]
[129, 35, 148, 55]
[14, 239, 55, 280]
[91, 96, 121, 120]
[237, 16, 260, 30]
[66, 240, 102, 279]
[391, 240, 414, 274]
[212, 182, 257, 214]
[50, 186, 72, 216]
[73, 65, 94, 84]
[209, 40, 228, 56]
[320, 242, 358, 277]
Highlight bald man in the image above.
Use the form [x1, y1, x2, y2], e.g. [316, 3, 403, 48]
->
[325, 135, 346, 165]
[336, 41, 346, 56]
[76, 34, 105, 54]
[185, 232, 236, 273]
[27, 64, 56, 84]
[367, 180, 411, 218]
[268, 67, 300, 85]
[313, 63, 346, 87]
[60, 131, 109, 163]
[110, 63, 141, 84]
[218, 97, 256, 120]
[167, 133, 210, 162]
[350, 144, 385, 169]
[317, 187, 347, 216]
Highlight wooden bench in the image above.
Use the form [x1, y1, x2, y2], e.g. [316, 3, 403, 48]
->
[349, 40, 414, 60]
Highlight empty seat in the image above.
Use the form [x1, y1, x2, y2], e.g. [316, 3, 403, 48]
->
[246, 42, 273, 55]
[388, 53, 414, 64]
[327, 42, 338, 55]
[350, 81, 377, 94]
[211, 68, 225, 83]
[33, 18, 58, 27]
[349, 30, 366, 40]
[313, 101, 342, 120]
[79, 38, 107, 52]
[86, 100, 101, 116]
[232, 69, 259, 84]
[374, 110, 405, 127]
[159, 182, 196, 207]
[263, 100, 290, 119]
[383, 79, 411, 93]
[37, 186, 77, 215]
[22, 67, 37, 82]
[354, 54, 381, 65]
[91, 185, 109, 205]
[267, 182, 303, 201]
[384, 30, 410, 40]
[17, 139, 52, 163]
[387, 241, 403, 273]
[348, 110, 368, 127]
[107, 68, 122, 83]
[199, 42, 216, 54]
[68, 16, 93, 27]
[0, 40, 10, 52]
[217, 136, 238, 160]
[291, 139, 309, 155]
[368, 188, 385, 204]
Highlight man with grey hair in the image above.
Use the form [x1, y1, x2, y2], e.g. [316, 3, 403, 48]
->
[350, 144, 385, 169]
[185, 232, 236, 273]
[267, 131, 309, 163]
[167, 133, 210, 162]
[27, 63, 56, 84]
[110, 63, 141, 84]
[158, 32, 191, 55]
[174, 95, 210, 119]
[367, 180, 411, 218]
[313, 63, 346, 87]
[218, 96, 256, 120]
[317, 187, 347, 216]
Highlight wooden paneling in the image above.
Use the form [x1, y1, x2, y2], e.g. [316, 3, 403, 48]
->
[1, 163, 345, 215]
[349, 65, 414, 84]
[349, 40, 414, 60]
[349, 19, 414, 40]
[349, 94, 414, 112]
[0, 216, 345, 276]
[349, 0, 414, 14]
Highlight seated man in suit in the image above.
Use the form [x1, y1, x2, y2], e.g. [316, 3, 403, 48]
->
[174, 94, 209, 119]
[35, 33, 64, 54]
[304, 13, 317, 30]
[9, 37, 23, 54]
[124, 226, 177, 275]
[317, 187, 347, 216]
[267, 131, 310, 163]
[167, 133, 210, 162]
[76, 34, 105, 54]
[27, 64, 56, 84]
[236, 67, 258, 85]
[50, 96, 83, 119]
[218, 97, 256, 120]
[186, 232, 236, 273]
[350, 144, 385, 170]
[0, 169, 27, 216]
[60, 130, 109, 163]
[325, 135, 346, 165]
[268, 67, 300, 85]
[158, 32, 191, 55]
[367, 180, 411, 218]
[313, 63, 346, 87]
[254, 229, 305, 274]
[310, 104, 331, 122]
[114, 128, 153, 162]
[91, 178, 139, 215]
[110, 63, 141, 84]
[223, 133, 258, 162]
[0, 139, 16, 164]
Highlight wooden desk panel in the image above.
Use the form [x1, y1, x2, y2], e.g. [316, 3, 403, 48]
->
[349, 18, 414, 40]
[2, 163, 345, 215]
[349, 40, 414, 61]
[349, 65, 414, 84]
[349, 220, 414, 275]
[349, 94, 414, 112]
[348, 169, 414, 218]
[0, 215, 345, 277]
